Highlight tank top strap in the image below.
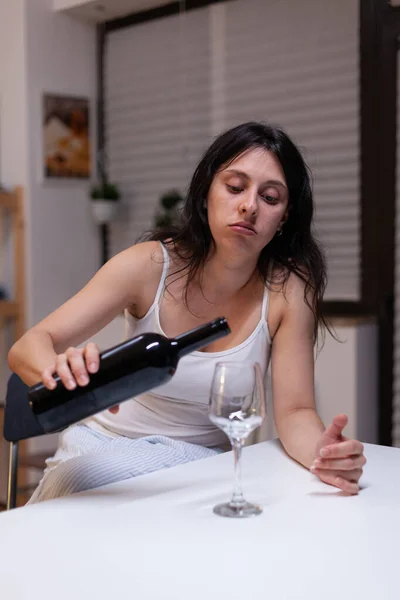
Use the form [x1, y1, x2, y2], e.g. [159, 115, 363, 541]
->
[153, 241, 170, 307]
[261, 260, 273, 322]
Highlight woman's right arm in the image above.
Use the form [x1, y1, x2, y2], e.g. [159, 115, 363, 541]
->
[8, 241, 161, 389]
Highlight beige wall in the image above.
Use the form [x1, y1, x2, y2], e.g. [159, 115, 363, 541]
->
[25, 0, 99, 327]
[0, 0, 99, 328]
[0, 0, 99, 502]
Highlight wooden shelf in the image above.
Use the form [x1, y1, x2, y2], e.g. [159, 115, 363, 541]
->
[0, 187, 25, 340]
[0, 187, 27, 506]
[0, 300, 19, 319]
[0, 192, 17, 212]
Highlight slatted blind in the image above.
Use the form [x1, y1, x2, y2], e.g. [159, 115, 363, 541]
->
[223, 0, 360, 300]
[105, 7, 211, 254]
[105, 0, 360, 301]
[393, 51, 400, 447]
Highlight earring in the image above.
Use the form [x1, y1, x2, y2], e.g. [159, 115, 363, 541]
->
[276, 228, 283, 236]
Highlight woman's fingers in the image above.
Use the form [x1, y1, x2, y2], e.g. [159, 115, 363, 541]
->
[313, 468, 363, 495]
[313, 454, 367, 471]
[319, 439, 364, 459]
[66, 347, 90, 386]
[55, 352, 77, 390]
[42, 343, 100, 391]
[318, 469, 361, 494]
[312, 466, 363, 482]
[55, 345, 96, 390]
[41, 364, 57, 390]
[312, 438, 367, 495]
[84, 342, 100, 374]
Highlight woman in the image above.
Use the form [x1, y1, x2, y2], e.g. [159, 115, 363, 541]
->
[8, 122, 366, 502]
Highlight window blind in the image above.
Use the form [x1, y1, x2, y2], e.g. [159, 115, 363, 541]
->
[105, 7, 211, 254]
[104, 0, 360, 301]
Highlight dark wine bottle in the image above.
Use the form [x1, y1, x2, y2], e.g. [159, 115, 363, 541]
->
[28, 317, 231, 433]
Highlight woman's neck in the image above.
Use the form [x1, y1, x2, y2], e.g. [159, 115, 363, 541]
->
[198, 248, 259, 303]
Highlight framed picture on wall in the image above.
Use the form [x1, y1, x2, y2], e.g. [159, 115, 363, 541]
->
[42, 93, 91, 180]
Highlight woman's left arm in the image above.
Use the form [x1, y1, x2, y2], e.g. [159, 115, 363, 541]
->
[270, 274, 366, 494]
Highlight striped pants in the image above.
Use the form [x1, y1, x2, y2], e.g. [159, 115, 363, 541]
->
[28, 424, 222, 504]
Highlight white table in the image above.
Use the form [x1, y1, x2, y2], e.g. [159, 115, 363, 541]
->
[0, 439, 399, 600]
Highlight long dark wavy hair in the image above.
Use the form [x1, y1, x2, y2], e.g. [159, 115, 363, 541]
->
[143, 121, 329, 343]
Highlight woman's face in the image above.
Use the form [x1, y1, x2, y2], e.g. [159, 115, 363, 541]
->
[206, 147, 289, 257]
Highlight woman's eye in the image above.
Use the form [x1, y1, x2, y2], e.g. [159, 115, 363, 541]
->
[262, 194, 279, 204]
[227, 185, 243, 194]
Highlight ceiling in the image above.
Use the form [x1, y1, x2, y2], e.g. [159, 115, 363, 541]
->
[55, 0, 400, 24]
[54, 0, 173, 23]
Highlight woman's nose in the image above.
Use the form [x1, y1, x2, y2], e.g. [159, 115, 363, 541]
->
[239, 190, 258, 216]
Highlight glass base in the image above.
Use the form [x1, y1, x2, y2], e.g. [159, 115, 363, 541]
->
[213, 501, 263, 518]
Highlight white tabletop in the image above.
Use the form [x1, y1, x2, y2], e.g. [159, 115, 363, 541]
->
[0, 439, 399, 600]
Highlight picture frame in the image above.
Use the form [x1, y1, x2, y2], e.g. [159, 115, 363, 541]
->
[42, 93, 91, 180]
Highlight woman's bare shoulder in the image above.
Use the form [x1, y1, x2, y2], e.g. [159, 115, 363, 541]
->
[123, 240, 180, 317]
[126, 240, 165, 275]
[269, 264, 309, 300]
[24, 241, 167, 351]
[268, 266, 312, 338]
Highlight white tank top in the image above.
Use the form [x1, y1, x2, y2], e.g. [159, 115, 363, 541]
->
[85, 243, 272, 447]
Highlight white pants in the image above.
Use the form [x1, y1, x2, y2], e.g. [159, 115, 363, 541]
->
[28, 423, 222, 504]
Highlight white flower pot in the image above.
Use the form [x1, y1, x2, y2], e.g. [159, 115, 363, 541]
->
[91, 199, 118, 225]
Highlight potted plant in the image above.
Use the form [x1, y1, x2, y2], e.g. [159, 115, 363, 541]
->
[154, 189, 183, 230]
[90, 182, 120, 225]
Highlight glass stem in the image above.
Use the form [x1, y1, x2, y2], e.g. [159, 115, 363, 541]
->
[230, 439, 245, 507]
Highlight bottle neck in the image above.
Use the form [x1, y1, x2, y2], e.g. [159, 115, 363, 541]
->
[173, 317, 231, 358]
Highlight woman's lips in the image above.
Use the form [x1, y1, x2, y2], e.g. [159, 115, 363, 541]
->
[229, 223, 257, 236]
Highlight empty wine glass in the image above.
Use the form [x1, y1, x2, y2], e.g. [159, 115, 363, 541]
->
[209, 361, 266, 518]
